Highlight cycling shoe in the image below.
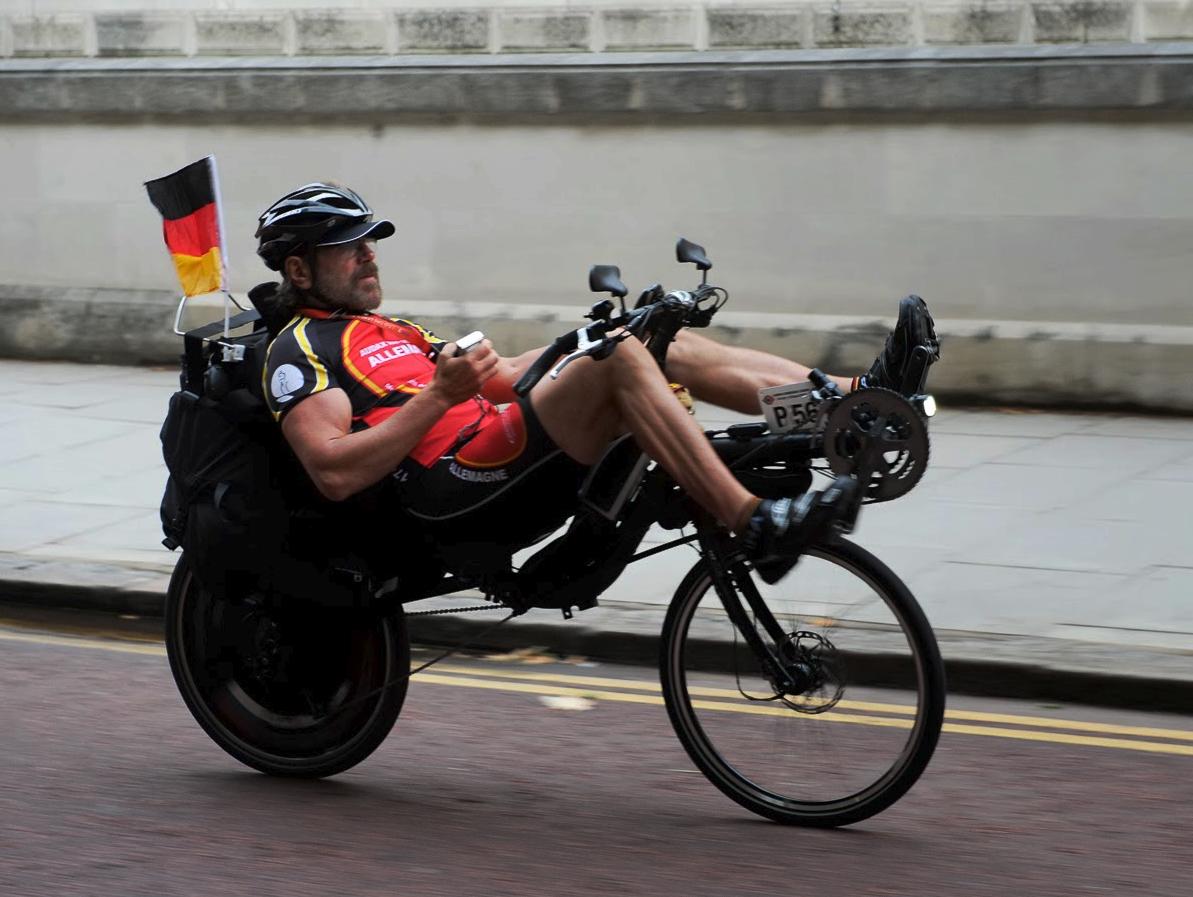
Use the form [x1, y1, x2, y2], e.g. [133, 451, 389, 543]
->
[860, 295, 940, 395]
[742, 476, 859, 584]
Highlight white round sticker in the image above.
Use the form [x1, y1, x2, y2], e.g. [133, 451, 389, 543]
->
[270, 364, 304, 402]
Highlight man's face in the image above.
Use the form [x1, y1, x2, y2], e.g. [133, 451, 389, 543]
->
[312, 238, 382, 311]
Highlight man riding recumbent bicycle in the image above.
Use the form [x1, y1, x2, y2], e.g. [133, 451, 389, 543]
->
[161, 183, 943, 827]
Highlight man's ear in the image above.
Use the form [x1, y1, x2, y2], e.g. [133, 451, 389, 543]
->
[283, 255, 312, 289]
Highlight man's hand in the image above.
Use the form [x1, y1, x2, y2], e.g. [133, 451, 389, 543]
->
[430, 339, 500, 405]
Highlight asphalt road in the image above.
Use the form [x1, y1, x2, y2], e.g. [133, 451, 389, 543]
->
[2, 609, 1191, 897]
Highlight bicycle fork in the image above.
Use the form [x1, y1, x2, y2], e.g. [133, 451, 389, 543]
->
[694, 520, 815, 697]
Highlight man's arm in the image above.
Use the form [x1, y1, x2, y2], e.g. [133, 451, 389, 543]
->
[281, 387, 452, 501]
[478, 344, 545, 405]
[282, 341, 499, 501]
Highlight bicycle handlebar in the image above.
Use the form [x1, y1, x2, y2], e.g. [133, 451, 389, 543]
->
[512, 332, 577, 397]
[512, 284, 723, 397]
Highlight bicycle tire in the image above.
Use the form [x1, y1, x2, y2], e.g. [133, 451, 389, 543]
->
[660, 537, 945, 826]
[165, 554, 409, 778]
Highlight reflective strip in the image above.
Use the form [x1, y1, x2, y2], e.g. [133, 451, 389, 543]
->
[293, 318, 330, 394]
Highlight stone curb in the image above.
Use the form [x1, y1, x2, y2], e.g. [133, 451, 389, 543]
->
[4, 572, 1190, 715]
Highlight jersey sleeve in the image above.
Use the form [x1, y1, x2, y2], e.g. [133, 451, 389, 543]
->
[263, 319, 339, 421]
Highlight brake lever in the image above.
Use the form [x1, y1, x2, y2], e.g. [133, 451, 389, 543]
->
[548, 331, 630, 380]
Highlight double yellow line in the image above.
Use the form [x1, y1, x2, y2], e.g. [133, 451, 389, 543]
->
[420, 663, 1193, 757]
[4, 627, 1192, 757]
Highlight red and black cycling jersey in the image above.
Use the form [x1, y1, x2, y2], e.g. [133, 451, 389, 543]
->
[262, 307, 501, 467]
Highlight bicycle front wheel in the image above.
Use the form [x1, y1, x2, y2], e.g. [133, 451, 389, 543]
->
[660, 537, 944, 827]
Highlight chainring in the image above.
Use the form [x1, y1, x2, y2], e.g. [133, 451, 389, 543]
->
[823, 387, 930, 502]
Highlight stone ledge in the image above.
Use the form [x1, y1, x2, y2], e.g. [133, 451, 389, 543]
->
[1, 286, 1189, 413]
[4, 46, 1193, 119]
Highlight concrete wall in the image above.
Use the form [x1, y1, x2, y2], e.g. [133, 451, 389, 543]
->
[2, 41, 1192, 410]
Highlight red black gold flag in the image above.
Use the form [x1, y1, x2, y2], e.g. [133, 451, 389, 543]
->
[144, 156, 226, 297]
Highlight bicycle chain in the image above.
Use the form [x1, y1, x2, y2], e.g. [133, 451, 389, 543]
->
[406, 604, 513, 617]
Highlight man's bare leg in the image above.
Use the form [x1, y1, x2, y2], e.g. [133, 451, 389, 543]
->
[666, 330, 853, 415]
[527, 336, 758, 531]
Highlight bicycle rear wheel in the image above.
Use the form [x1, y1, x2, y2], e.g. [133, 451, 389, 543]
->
[660, 537, 944, 826]
[166, 554, 409, 778]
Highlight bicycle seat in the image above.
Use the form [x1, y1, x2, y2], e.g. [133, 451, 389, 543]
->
[247, 281, 292, 339]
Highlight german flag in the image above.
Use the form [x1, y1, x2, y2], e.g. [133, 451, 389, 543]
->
[145, 157, 225, 297]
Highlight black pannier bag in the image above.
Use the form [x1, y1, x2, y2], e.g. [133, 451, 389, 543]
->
[160, 310, 299, 596]
[159, 308, 400, 608]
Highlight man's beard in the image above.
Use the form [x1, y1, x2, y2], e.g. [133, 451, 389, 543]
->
[314, 266, 382, 312]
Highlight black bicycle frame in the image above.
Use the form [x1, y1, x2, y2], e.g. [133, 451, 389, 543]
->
[396, 279, 818, 673]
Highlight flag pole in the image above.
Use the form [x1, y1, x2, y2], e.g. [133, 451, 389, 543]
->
[207, 154, 232, 341]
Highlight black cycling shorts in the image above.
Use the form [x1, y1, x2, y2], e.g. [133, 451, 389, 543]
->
[394, 397, 587, 549]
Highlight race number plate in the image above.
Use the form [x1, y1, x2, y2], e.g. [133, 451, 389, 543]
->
[758, 381, 821, 434]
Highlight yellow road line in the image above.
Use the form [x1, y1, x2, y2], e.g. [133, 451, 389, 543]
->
[5, 627, 1193, 755]
[941, 723, 1193, 757]
[0, 629, 167, 657]
[945, 708, 1193, 742]
[418, 675, 1193, 756]
[433, 663, 1193, 742]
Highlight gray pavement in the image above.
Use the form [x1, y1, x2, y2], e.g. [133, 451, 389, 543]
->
[1, 358, 1191, 710]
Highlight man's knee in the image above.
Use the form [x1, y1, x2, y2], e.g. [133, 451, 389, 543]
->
[609, 334, 660, 376]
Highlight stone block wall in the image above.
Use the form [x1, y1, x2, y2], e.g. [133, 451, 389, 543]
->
[396, 10, 489, 51]
[602, 9, 698, 50]
[1032, 2, 1133, 42]
[500, 12, 590, 52]
[10, 14, 88, 57]
[707, 9, 806, 48]
[5, 2, 1193, 58]
[1148, 1, 1193, 39]
[813, 6, 915, 47]
[923, 5, 1024, 44]
[196, 14, 288, 56]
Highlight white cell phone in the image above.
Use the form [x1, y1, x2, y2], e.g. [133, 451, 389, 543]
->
[454, 331, 485, 356]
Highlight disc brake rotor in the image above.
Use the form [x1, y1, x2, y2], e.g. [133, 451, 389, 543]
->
[777, 630, 844, 714]
[823, 388, 930, 502]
